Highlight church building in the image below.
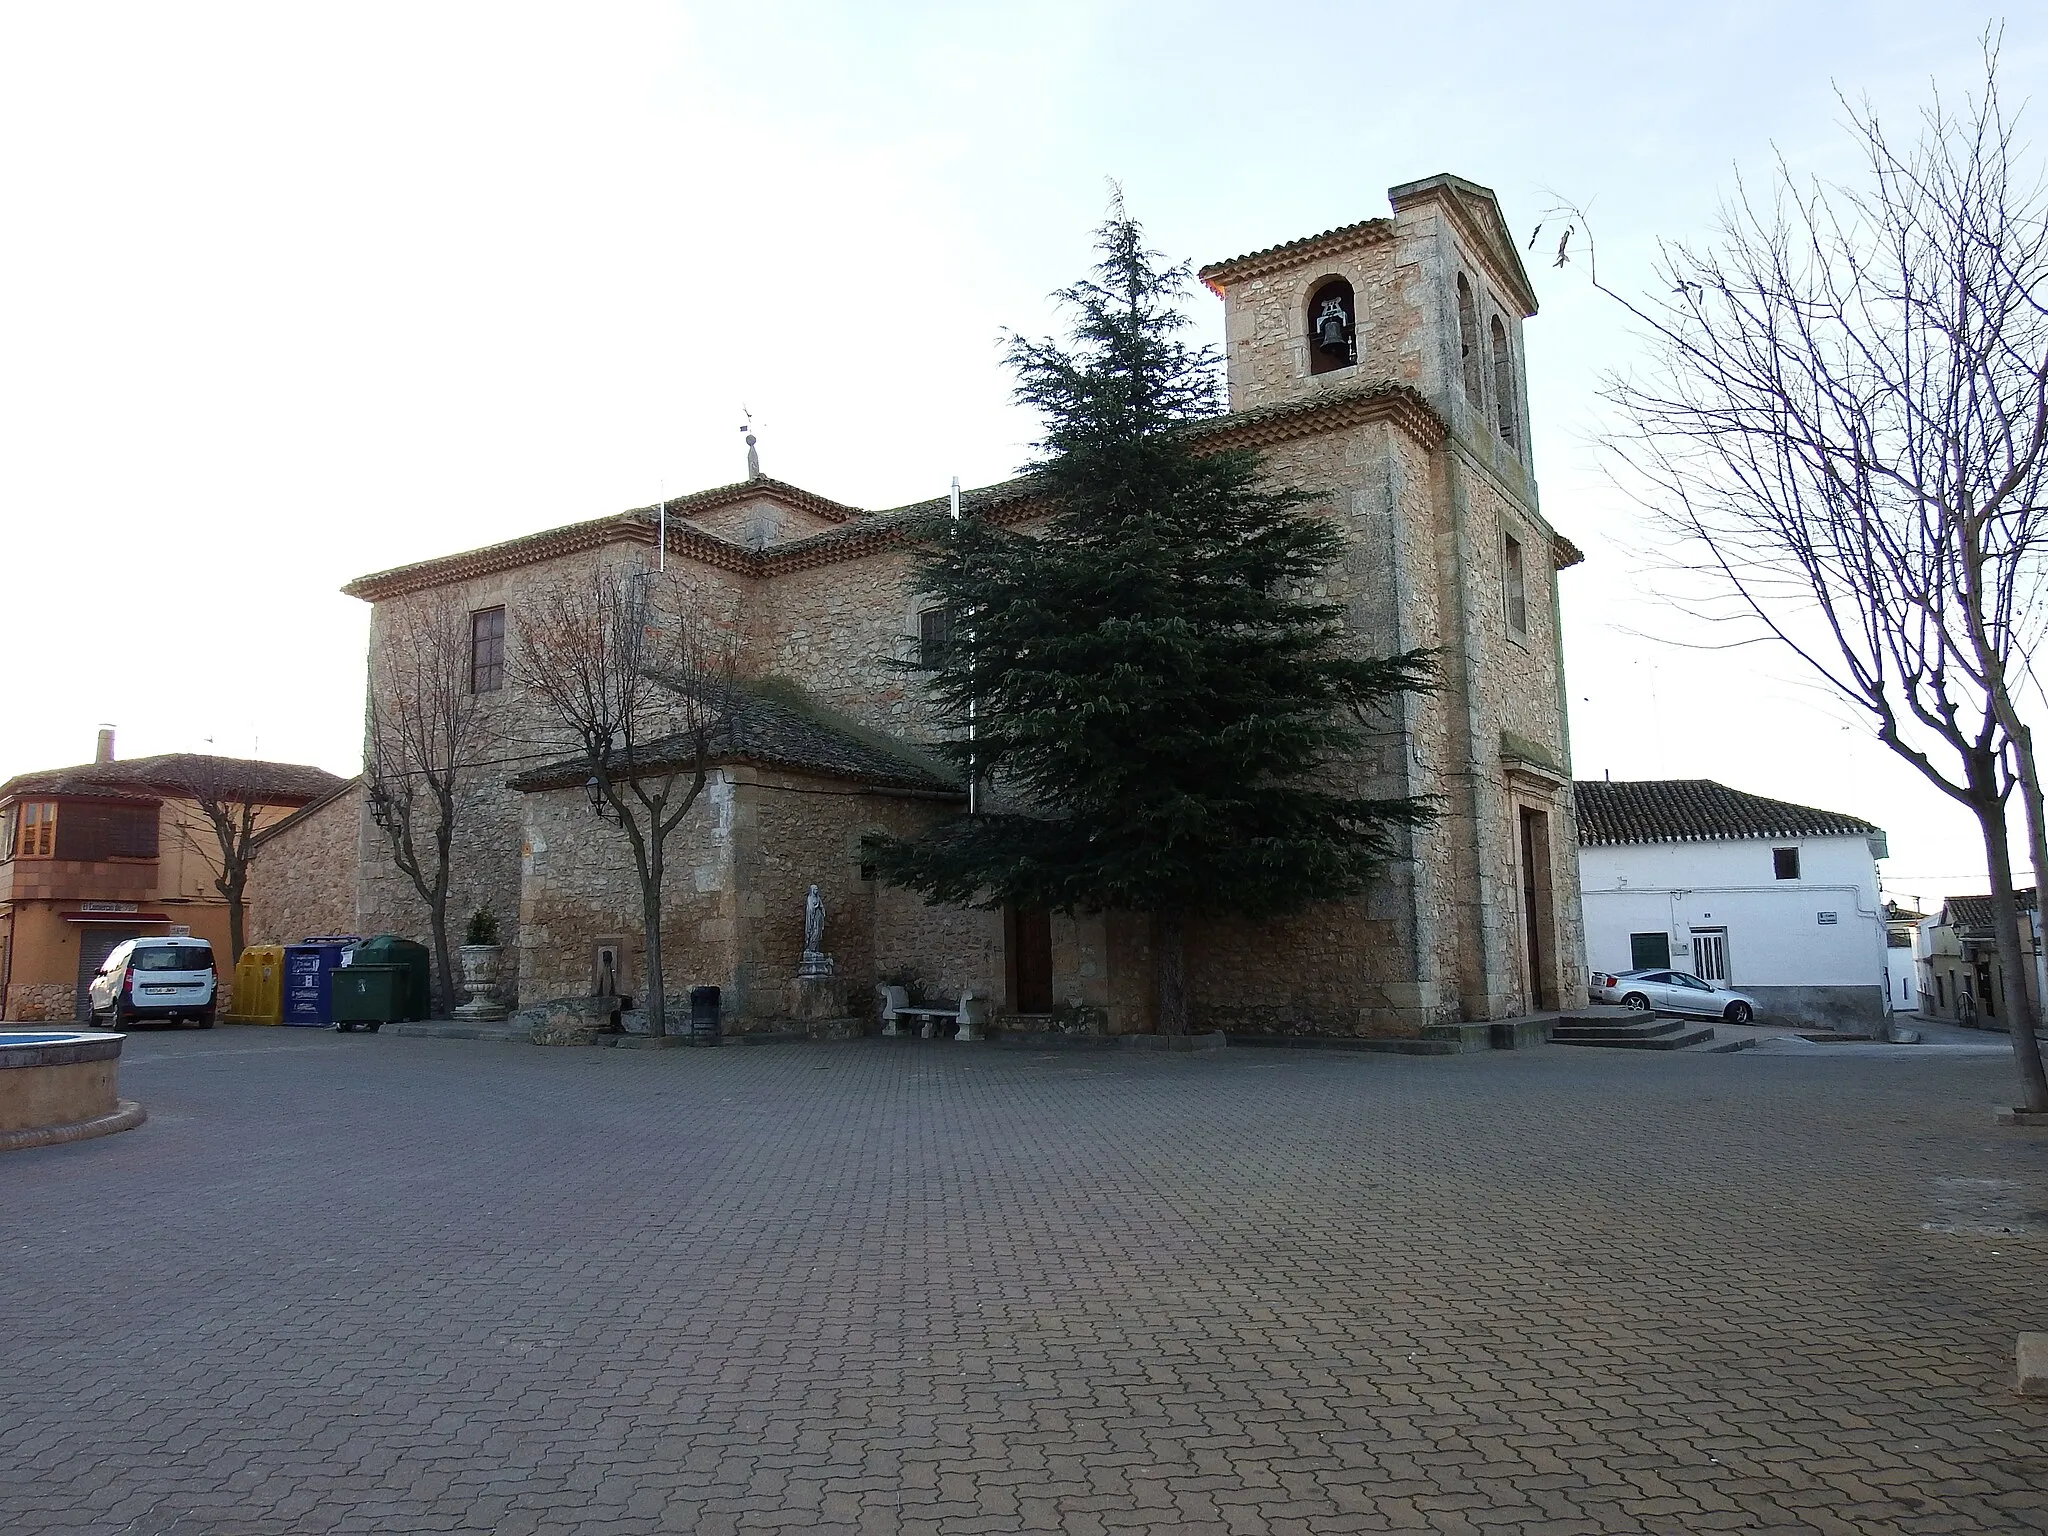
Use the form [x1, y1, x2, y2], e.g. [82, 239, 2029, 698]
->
[263, 174, 1586, 1037]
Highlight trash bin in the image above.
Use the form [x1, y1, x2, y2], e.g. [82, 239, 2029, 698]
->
[689, 985, 721, 1045]
[226, 944, 285, 1024]
[332, 965, 407, 1031]
[347, 935, 433, 1022]
[282, 937, 360, 1026]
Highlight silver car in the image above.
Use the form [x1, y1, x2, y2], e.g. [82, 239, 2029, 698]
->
[1589, 968, 1757, 1024]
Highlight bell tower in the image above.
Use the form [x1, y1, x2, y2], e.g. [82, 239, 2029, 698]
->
[1198, 174, 1539, 483]
[1194, 176, 1585, 1032]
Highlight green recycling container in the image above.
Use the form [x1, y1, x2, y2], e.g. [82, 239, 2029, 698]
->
[331, 964, 407, 1028]
[333, 935, 434, 1027]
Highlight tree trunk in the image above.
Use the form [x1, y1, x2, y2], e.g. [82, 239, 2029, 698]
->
[1156, 909, 1187, 1035]
[2005, 730, 2048, 1041]
[1976, 781, 2048, 1112]
[226, 882, 246, 967]
[427, 900, 454, 1018]
[641, 858, 666, 1037]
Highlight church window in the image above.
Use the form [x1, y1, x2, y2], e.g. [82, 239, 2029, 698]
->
[1456, 275, 1482, 406]
[1491, 316, 1518, 445]
[1503, 532, 1527, 635]
[470, 606, 505, 693]
[1306, 278, 1355, 374]
[918, 606, 951, 667]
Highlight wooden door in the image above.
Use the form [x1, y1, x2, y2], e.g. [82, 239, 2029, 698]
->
[1012, 909, 1053, 1014]
[1518, 808, 1555, 1011]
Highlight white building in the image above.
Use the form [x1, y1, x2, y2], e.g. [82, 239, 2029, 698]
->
[1882, 901, 1925, 1014]
[1575, 780, 1890, 1030]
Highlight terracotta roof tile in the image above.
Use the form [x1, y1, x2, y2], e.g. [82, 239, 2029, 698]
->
[1573, 779, 1881, 846]
[508, 685, 961, 796]
[1941, 890, 2039, 938]
[2, 754, 348, 805]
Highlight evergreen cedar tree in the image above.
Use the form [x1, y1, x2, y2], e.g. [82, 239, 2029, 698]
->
[866, 207, 1436, 1033]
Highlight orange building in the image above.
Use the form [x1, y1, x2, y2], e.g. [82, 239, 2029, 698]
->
[0, 732, 346, 1021]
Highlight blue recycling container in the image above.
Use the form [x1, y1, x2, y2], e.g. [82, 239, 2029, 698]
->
[282, 937, 360, 1026]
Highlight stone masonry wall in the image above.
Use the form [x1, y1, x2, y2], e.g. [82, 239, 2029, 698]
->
[731, 769, 960, 1026]
[246, 783, 363, 947]
[752, 548, 948, 746]
[517, 774, 737, 1015]
[4, 983, 73, 1023]
[357, 556, 758, 1011]
[682, 496, 838, 550]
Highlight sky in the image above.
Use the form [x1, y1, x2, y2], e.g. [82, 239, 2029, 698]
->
[2, 2, 2042, 908]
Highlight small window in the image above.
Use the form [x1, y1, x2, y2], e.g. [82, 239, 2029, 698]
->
[1456, 274, 1482, 405]
[1773, 847, 1801, 880]
[1490, 316, 1517, 445]
[1306, 277, 1355, 374]
[1503, 532, 1527, 635]
[918, 606, 951, 668]
[11, 801, 56, 860]
[470, 607, 506, 693]
[1629, 932, 1671, 970]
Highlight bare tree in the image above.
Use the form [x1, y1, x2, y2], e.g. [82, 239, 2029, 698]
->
[514, 562, 741, 1036]
[1556, 39, 2048, 1110]
[168, 758, 272, 967]
[367, 593, 497, 1014]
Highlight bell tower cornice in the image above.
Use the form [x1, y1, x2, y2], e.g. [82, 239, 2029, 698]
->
[1197, 217, 1396, 294]
[1388, 173, 1538, 318]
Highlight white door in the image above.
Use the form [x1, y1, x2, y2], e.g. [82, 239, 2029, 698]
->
[1691, 929, 1729, 985]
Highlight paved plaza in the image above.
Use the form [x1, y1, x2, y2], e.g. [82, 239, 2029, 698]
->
[3, 1027, 2045, 1535]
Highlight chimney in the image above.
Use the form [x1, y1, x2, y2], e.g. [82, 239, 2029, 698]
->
[95, 726, 115, 763]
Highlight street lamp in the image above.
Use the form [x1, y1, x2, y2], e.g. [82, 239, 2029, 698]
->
[585, 775, 609, 819]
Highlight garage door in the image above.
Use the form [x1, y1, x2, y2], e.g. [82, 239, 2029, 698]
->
[74, 927, 143, 1021]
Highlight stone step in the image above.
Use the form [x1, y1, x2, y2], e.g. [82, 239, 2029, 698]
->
[1552, 1017, 1689, 1041]
[1555, 1022, 1716, 1051]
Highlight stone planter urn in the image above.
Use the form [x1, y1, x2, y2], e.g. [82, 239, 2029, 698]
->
[453, 944, 508, 1021]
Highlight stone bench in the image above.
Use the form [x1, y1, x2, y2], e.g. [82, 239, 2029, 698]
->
[878, 986, 990, 1041]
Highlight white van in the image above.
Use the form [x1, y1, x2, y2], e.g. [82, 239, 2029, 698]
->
[88, 936, 218, 1028]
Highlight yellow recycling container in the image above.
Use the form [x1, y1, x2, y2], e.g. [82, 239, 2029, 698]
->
[225, 944, 285, 1024]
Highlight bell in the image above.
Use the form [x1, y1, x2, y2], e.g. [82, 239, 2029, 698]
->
[1315, 299, 1351, 358]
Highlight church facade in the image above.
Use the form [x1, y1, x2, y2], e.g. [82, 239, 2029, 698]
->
[291, 174, 1585, 1036]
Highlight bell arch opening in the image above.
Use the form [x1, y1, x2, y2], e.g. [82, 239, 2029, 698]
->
[1306, 277, 1355, 374]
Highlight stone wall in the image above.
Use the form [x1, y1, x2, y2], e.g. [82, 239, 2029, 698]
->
[515, 764, 972, 1031]
[4, 983, 73, 1023]
[682, 495, 838, 549]
[516, 776, 733, 1013]
[753, 547, 947, 744]
[246, 783, 363, 946]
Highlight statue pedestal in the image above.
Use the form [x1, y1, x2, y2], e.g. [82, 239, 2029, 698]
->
[790, 972, 841, 1024]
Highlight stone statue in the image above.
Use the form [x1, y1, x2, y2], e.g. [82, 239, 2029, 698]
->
[798, 884, 833, 979]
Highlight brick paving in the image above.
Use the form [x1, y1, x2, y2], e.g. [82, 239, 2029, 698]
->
[2, 1028, 2045, 1535]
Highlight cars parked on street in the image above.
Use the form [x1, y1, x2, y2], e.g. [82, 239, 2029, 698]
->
[1590, 968, 1758, 1023]
[87, 936, 218, 1028]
